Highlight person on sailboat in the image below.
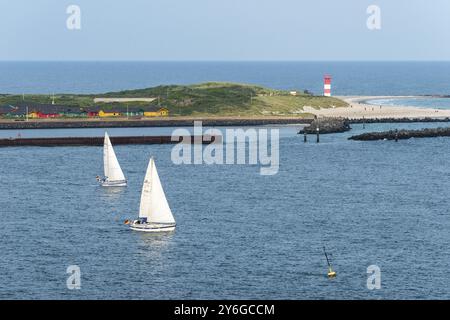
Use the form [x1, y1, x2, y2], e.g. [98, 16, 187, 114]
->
[96, 175, 107, 183]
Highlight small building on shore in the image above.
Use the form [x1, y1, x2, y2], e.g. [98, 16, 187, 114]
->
[144, 106, 169, 117]
[0, 105, 26, 118]
[98, 110, 123, 117]
[0, 103, 169, 119]
[124, 107, 144, 117]
[0, 104, 35, 118]
[35, 112, 62, 119]
[0, 103, 84, 119]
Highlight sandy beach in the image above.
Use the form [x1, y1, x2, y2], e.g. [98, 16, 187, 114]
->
[304, 96, 450, 119]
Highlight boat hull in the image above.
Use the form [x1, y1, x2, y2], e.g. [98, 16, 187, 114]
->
[130, 222, 176, 233]
[101, 180, 127, 187]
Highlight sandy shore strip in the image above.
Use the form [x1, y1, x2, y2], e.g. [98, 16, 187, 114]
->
[303, 96, 450, 119]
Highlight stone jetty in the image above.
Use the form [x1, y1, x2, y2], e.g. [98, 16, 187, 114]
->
[349, 127, 450, 141]
[0, 118, 312, 130]
[298, 117, 351, 134]
[0, 135, 219, 147]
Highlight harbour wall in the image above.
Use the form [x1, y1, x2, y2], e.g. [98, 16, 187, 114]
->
[0, 135, 219, 147]
[0, 118, 313, 130]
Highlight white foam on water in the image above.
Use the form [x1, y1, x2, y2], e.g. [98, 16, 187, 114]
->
[366, 97, 450, 110]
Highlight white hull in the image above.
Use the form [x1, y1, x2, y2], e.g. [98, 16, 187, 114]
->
[102, 180, 127, 187]
[130, 222, 176, 233]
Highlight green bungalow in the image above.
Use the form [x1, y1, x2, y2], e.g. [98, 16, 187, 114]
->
[124, 107, 144, 117]
[61, 108, 88, 118]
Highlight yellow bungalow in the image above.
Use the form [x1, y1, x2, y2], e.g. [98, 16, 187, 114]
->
[28, 111, 40, 119]
[144, 107, 169, 117]
[98, 110, 122, 117]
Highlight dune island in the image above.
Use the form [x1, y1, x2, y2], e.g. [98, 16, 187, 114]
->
[0, 82, 449, 130]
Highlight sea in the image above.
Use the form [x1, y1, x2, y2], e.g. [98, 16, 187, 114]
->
[1, 62, 450, 300]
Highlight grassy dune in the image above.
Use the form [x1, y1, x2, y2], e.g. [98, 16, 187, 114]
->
[0, 82, 348, 117]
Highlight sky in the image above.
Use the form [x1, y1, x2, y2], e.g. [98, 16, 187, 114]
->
[0, 0, 449, 61]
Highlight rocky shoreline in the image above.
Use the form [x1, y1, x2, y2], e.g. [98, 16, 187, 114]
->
[349, 117, 450, 124]
[298, 118, 351, 134]
[298, 117, 450, 135]
[349, 127, 450, 141]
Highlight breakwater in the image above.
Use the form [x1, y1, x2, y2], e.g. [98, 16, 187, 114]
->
[298, 118, 351, 134]
[0, 135, 218, 147]
[3, 117, 450, 131]
[349, 127, 450, 141]
[0, 118, 312, 130]
[299, 117, 450, 136]
[348, 117, 450, 124]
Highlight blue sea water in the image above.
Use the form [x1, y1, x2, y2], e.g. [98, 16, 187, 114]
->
[1, 62, 450, 300]
[1, 61, 450, 96]
[1, 123, 450, 299]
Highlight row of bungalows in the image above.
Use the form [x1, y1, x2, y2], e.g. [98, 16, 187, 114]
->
[0, 104, 170, 119]
[0, 104, 73, 119]
[98, 106, 170, 118]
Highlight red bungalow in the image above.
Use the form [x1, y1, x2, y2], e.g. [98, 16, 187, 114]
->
[38, 112, 61, 119]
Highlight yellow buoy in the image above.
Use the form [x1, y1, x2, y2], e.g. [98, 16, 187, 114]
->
[323, 247, 337, 278]
[327, 268, 337, 278]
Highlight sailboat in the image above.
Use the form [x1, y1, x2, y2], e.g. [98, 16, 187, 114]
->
[99, 132, 127, 187]
[128, 157, 176, 232]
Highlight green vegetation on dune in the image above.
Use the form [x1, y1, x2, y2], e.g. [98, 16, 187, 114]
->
[0, 94, 93, 108]
[0, 82, 348, 117]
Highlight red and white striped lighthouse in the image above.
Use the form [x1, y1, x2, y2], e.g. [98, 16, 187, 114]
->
[324, 75, 332, 97]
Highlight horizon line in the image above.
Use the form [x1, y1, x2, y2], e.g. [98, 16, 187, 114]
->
[1, 60, 450, 63]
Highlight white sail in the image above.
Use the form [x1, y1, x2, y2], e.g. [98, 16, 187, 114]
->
[103, 132, 126, 182]
[139, 158, 175, 224]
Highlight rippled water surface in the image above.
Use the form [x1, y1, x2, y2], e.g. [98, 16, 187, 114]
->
[1, 124, 450, 299]
[1, 61, 450, 95]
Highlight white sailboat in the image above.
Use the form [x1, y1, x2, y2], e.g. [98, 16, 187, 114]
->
[129, 157, 176, 232]
[99, 132, 127, 187]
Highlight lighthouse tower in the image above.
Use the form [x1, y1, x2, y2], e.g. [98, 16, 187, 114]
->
[324, 75, 332, 97]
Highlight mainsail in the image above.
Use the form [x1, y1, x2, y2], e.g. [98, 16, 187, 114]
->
[103, 132, 126, 182]
[139, 158, 175, 224]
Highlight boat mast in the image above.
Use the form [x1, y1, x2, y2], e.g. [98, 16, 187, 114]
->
[323, 246, 332, 269]
[104, 134, 109, 179]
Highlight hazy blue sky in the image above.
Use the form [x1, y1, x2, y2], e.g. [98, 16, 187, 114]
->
[1, 0, 449, 61]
